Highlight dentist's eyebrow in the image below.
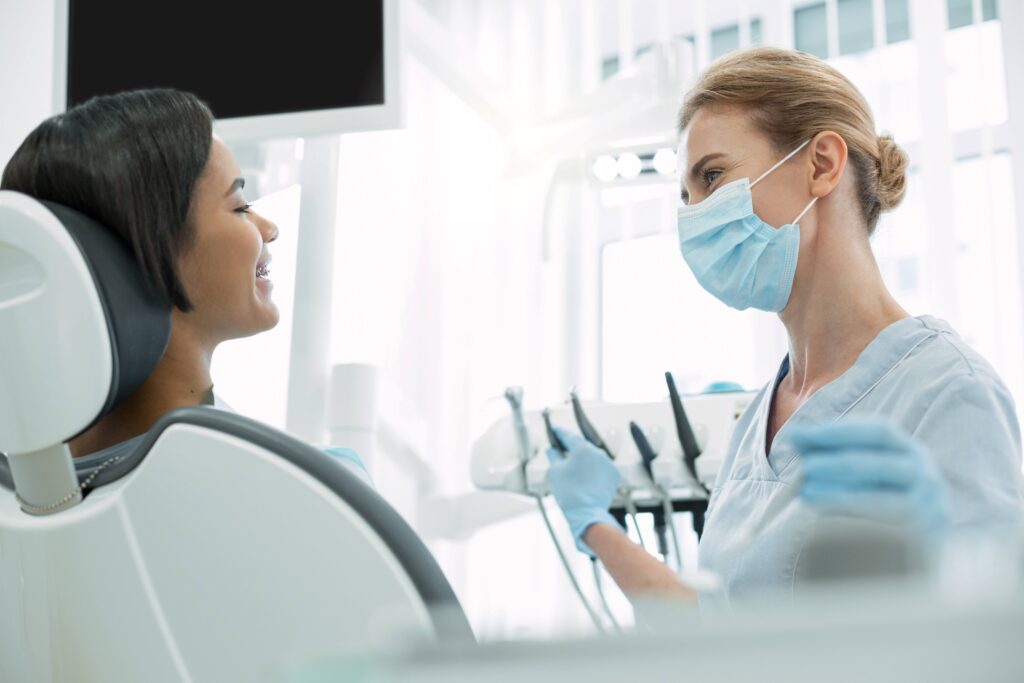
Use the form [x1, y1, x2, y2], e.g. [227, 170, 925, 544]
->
[688, 153, 727, 182]
[224, 177, 245, 197]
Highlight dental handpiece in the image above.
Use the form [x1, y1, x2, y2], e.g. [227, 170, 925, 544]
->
[543, 408, 568, 455]
[665, 371, 707, 492]
[569, 388, 614, 460]
[503, 387, 534, 464]
[630, 421, 670, 559]
[629, 421, 658, 482]
[525, 397, 608, 632]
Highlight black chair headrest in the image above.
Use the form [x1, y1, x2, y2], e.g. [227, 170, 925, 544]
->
[43, 200, 172, 429]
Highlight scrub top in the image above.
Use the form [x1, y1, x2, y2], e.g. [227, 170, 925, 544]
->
[698, 315, 1024, 610]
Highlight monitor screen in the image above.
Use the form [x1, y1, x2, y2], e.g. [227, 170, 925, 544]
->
[65, 1, 385, 121]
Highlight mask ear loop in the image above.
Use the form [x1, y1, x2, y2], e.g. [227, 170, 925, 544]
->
[750, 138, 812, 188]
[792, 196, 818, 224]
[750, 138, 817, 225]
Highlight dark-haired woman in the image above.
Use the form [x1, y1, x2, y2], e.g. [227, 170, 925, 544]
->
[1, 89, 368, 483]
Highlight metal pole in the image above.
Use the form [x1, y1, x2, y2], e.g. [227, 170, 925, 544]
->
[285, 134, 340, 443]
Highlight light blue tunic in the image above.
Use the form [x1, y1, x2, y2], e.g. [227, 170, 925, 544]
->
[698, 315, 1024, 609]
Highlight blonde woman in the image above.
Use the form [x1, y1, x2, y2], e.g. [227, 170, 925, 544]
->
[545, 47, 1024, 608]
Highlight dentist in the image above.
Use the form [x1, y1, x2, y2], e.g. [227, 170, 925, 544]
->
[546, 47, 1024, 607]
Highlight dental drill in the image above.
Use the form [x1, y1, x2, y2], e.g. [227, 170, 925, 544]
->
[630, 421, 684, 572]
[504, 388, 607, 633]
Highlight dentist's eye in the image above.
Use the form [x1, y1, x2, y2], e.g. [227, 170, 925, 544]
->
[702, 169, 722, 187]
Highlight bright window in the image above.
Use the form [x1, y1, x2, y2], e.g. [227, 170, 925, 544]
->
[709, 19, 764, 61]
[948, 0, 974, 29]
[794, 3, 829, 58]
[711, 24, 740, 60]
[839, 0, 875, 55]
[945, 19, 1007, 132]
[601, 233, 778, 401]
[211, 182, 302, 429]
[885, 0, 911, 43]
[951, 152, 1023, 404]
[983, 0, 998, 21]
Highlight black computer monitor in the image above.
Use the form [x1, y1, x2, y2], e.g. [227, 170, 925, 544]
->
[56, 0, 400, 140]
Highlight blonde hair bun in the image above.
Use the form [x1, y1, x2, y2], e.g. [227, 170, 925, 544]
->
[876, 134, 909, 212]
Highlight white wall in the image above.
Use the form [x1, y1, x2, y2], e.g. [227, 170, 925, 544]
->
[0, 0, 58, 169]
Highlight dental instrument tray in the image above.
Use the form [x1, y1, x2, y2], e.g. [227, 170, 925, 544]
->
[471, 390, 755, 509]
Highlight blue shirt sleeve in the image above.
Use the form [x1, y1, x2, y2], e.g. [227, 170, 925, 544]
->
[321, 446, 374, 488]
[910, 372, 1024, 528]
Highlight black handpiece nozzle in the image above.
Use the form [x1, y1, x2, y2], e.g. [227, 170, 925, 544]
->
[542, 408, 568, 455]
[570, 388, 614, 460]
[630, 421, 669, 558]
[665, 371, 707, 492]
[629, 421, 658, 482]
[652, 506, 669, 558]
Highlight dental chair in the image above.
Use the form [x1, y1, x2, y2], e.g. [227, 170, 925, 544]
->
[0, 190, 473, 682]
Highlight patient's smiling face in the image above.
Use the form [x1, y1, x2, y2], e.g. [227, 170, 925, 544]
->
[175, 136, 280, 343]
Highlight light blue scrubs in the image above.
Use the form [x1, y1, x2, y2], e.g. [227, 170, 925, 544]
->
[698, 315, 1024, 609]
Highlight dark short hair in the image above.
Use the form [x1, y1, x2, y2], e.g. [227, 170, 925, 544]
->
[1, 89, 214, 311]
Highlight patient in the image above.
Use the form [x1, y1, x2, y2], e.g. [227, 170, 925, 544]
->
[1, 89, 368, 482]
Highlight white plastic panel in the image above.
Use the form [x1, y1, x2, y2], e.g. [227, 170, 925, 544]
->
[0, 483, 184, 682]
[470, 392, 755, 504]
[119, 425, 432, 680]
[0, 191, 112, 454]
[0, 421, 436, 682]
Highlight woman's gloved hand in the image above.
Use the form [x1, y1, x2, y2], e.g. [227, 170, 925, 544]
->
[789, 419, 949, 536]
[546, 427, 622, 556]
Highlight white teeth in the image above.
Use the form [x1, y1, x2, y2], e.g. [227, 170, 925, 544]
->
[256, 263, 270, 279]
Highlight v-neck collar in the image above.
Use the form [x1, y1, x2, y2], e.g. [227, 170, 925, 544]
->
[755, 315, 942, 479]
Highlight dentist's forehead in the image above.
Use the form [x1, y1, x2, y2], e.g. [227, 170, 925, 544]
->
[677, 127, 707, 182]
[682, 105, 751, 155]
[675, 137, 688, 176]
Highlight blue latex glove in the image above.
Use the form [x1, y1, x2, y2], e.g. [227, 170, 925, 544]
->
[546, 426, 622, 556]
[789, 419, 949, 537]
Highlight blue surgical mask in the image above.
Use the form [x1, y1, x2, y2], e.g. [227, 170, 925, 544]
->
[676, 139, 816, 312]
